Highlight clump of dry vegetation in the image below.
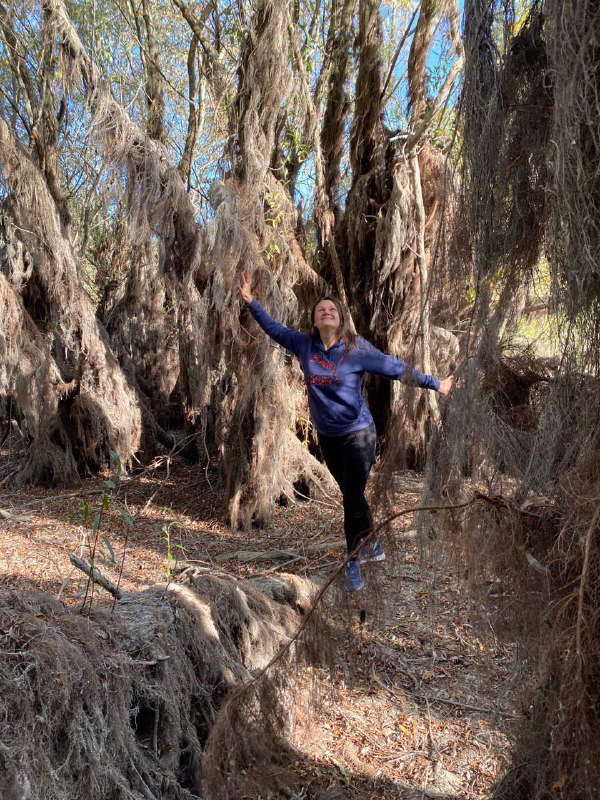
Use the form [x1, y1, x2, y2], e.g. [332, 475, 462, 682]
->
[410, 2, 600, 797]
[0, 572, 319, 800]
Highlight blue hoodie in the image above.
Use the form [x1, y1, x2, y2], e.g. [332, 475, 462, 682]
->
[246, 299, 440, 437]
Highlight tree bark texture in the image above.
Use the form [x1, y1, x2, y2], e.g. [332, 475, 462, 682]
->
[0, 120, 142, 481]
[338, 0, 456, 465]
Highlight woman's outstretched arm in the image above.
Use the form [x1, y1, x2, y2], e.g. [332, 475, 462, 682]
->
[360, 339, 455, 394]
[238, 270, 307, 358]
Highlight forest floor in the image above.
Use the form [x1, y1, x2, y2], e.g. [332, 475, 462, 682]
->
[0, 433, 525, 800]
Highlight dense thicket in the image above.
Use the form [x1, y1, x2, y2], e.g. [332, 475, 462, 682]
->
[413, 2, 600, 798]
[3, 0, 599, 797]
[0, 0, 461, 521]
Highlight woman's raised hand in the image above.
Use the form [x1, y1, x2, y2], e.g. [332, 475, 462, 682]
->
[238, 270, 254, 304]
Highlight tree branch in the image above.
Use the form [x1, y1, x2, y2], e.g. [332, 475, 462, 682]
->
[69, 554, 124, 599]
[170, 0, 230, 101]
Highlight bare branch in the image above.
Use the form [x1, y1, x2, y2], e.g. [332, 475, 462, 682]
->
[288, 16, 355, 327]
[69, 554, 124, 599]
[170, 0, 230, 100]
[381, 5, 419, 103]
[178, 33, 202, 186]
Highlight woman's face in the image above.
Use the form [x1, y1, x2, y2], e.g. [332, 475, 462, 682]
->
[314, 299, 341, 336]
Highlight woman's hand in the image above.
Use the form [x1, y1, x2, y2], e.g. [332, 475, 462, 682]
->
[238, 270, 254, 304]
[437, 375, 456, 396]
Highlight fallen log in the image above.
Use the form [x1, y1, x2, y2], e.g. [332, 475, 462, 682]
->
[214, 529, 420, 565]
[215, 540, 345, 563]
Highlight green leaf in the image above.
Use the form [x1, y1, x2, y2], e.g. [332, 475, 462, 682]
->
[102, 493, 111, 511]
[92, 512, 102, 533]
[109, 451, 122, 480]
[104, 480, 116, 491]
[80, 498, 90, 525]
[115, 505, 134, 529]
[332, 759, 348, 778]
[102, 535, 116, 564]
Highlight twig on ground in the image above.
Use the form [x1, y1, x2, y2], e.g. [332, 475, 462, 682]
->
[261, 556, 307, 574]
[372, 660, 420, 690]
[394, 528, 418, 539]
[0, 508, 29, 521]
[216, 540, 344, 563]
[0, 468, 21, 488]
[8, 488, 102, 508]
[219, 496, 483, 707]
[69, 554, 123, 599]
[405, 690, 515, 718]
[284, 478, 342, 509]
[58, 528, 89, 601]
[374, 664, 514, 716]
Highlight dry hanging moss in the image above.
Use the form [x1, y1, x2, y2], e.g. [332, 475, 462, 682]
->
[0, 117, 142, 483]
[47, 0, 334, 528]
[340, 0, 459, 467]
[172, 0, 333, 529]
[406, 3, 600, 798]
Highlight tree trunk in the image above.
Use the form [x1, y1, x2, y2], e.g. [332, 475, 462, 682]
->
[190, 0, 334, 528]
[47, 0, 203, 448]
[341, 0, 425, 449]
[101, 0, 179, 445]
[178, 34, 203, 189]
[103, 236, 179, 436]
[0, 246, 75, 481]
[0, 119, 142, 481]
[46, 0, 336, 518]
[340, 0, 458, 467]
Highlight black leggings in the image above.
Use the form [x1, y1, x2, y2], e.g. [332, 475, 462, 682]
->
[318, 422, 377, 555]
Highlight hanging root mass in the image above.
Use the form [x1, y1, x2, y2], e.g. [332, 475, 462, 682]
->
[412, 2, 600, 799]
[0, 572, 321, 800]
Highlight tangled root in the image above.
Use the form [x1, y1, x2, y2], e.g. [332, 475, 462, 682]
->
[0, 571, 319, 800]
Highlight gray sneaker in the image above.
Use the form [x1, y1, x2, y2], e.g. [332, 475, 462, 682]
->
[345, 559, 364, 591]
[358, 541, 386, 564]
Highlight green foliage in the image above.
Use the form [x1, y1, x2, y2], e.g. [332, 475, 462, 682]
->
[295, 411, 313, 447]
[78, 451, 133, 610]
[264, 184, 287, 264]
[160, 521, 189, 585]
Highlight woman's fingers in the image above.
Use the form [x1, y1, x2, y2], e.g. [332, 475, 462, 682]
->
[238, 270, 253, 302]
[437, 375, 457, 396]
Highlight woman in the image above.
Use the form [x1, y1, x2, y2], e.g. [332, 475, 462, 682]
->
[239, 271, 454, 591]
